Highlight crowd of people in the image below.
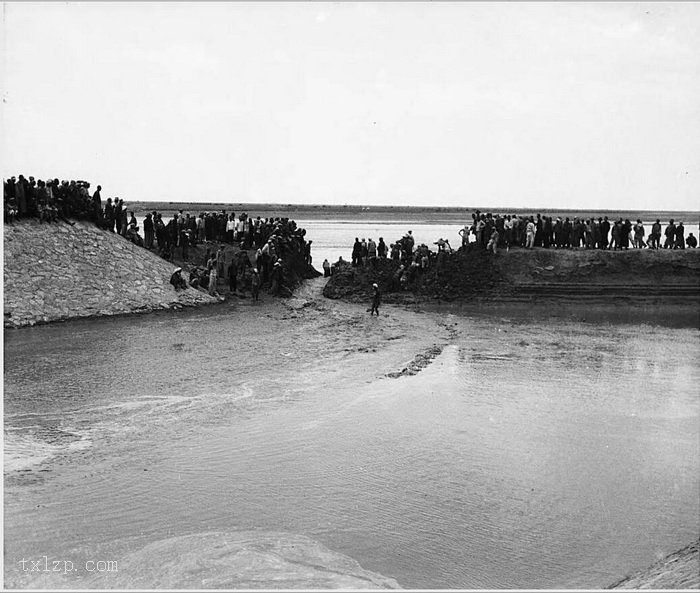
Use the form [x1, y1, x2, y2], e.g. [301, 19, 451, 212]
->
[5, 173, 313, 298]
[4, 175, 101, 225]
[340, 232, 454, 294]
[341, 211, 699, 302]
[342, 213, 698, 276]
[459, 211, 698, 254]
[168, 215, 310, 298]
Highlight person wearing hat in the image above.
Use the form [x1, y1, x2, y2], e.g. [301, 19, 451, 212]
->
[170, 267, 187, 290]
[370, 283, 381, 316]
[270, 259, 282, 296]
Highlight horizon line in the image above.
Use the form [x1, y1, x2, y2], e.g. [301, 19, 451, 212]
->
[125, 200, 700, 215]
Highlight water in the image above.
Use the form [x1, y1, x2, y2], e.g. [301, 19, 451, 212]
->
[4, 284, 698, 589]
[297, 220, 467, 269]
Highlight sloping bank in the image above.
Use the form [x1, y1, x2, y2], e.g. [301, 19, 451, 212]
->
[3, 220, 217, 328]
[324, 246, 700, 306]
[608, 539, 699, 590]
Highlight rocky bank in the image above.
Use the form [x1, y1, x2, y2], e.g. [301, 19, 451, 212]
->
[608, 539, 699, 590]
[3, 220, 217, 328]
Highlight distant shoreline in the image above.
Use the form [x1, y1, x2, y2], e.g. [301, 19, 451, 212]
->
[128, 201, 700, 224]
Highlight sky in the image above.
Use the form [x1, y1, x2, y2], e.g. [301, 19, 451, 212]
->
[2, 2, 699, 211]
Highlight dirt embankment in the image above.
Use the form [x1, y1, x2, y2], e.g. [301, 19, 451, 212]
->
[323, 246, 700, 306]
[608, 539, 699, 590]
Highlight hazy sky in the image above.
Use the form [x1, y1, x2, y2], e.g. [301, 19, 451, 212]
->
[2, 2, 699, 210]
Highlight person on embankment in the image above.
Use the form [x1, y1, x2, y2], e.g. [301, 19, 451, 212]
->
[170, 268, 187, 290]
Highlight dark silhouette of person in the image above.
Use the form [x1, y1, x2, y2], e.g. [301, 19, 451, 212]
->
[370, 283, 381, 316]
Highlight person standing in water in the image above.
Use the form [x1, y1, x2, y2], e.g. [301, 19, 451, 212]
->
[370, 283, 381, 316]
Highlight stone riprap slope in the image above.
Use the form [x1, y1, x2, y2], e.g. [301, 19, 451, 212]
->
[608, 539, 699, 590]
[4, 221, 217, 328]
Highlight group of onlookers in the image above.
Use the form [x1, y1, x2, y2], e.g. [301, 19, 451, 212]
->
[348, 231, 449, 269]
[3, 175, 101, 224]
[164, 214, 312, 298]
[461, 211, 698, 254]
[4, 173, 314, 298]
[342, 213, 699, 294]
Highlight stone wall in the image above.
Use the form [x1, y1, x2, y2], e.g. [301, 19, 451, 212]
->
[4, 220, 217, 328]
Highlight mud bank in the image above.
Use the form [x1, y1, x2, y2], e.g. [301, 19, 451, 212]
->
[608, 539, 699, 590]
[323, 247, 700, 308]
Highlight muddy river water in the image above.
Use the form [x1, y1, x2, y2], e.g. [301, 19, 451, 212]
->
[4, 281, 699, 588]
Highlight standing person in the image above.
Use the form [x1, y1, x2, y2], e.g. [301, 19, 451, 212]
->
[352, 238, 361, 267]
[143, 213, 154, 249]
[207, 255, 219, 296]
[475, 216, 485, 249]
[633, 220, 646, 248]
[377, 237, 387, 258]
[504, 216, 513, 250]
[270, 260, 282, 296]
[114, 198, 123, 234]
[322, 259, 331, 277]
[251, 268, 261, 301]
[610, 220, 621, 250]
[369, 283, 381, 316]
[367, 238, 377, 267]
[216, 245, 225, 282]
[664, 220, 676, 249]
[601, 216, 611, 249]
[405, 230, 415, 259]
[180, 227, 190, 261]
[16, 175, 27, 218]
[226, 214, 236, 243]
[197, 214, 206, 243]
[228, 257, 238, 293]
[119, 203, 128, 236]
[459, 223, 471, 248]
[650, 219, 662, 249]
[675, 222, 685, 249]
[360, 238, 368, 266]
[92, 185, 103, 226]
[486, 228, 499, 254]
[526, 217, 536, 249]
[621, 219, 632, 250]
[104, 198, 115, 231]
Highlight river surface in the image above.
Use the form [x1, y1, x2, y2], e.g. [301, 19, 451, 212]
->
[4, 278, 699, 588]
